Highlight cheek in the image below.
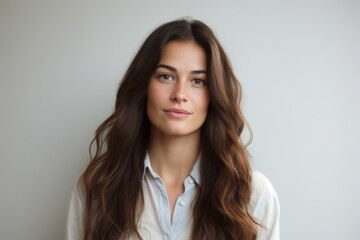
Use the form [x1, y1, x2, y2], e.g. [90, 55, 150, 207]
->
[147, 81, 167, 118]
[197, 91, 210, 114]
[147, 82, 161, 106]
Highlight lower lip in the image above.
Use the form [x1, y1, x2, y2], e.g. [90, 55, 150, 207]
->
[164, 111, 189, 119]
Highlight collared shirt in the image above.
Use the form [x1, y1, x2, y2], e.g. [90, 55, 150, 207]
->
[66, 154, 280, 239]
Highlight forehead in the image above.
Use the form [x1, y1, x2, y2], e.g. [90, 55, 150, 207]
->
[159, 41, 207, 70]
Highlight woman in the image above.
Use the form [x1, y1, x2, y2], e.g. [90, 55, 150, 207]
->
[66, 18, 280, 240]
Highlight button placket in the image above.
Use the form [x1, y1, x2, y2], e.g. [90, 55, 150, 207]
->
[179, 200, 186, 206]
[154, 178, 172, 235]
[188, 178, 194, 184]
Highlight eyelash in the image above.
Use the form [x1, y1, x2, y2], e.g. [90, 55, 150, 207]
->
[158, 74, 174, 81]
[192, 79, 207, 86]
[157, 74, 207, 86]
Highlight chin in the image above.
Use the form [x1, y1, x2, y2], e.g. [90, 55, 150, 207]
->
[163, 128, 201, 137]
[149, 120, 204, 137]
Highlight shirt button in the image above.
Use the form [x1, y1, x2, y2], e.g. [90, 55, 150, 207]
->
[180, 200, 186, 206]
[188, 178, 194, 184]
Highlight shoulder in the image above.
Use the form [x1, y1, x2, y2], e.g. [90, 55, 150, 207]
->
[65, 177, 86, 240]
[248, 170, 280, 239]
[248, 170, 279, 215]
[75, 177, 86, 206]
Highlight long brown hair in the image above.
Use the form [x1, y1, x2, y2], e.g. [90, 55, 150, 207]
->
[81, 18, 257, 240]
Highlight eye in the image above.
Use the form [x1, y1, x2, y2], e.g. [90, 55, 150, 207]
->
[158, 74, 174, 81]
[192, 79, 207, 86]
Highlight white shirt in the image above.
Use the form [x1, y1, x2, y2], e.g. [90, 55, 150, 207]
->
[66, 155, 280, 239]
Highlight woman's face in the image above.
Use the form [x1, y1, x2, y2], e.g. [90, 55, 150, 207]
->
[147, 40, 210, 137]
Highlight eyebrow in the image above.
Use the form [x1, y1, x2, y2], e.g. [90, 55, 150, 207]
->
[157, 64, 207, 74]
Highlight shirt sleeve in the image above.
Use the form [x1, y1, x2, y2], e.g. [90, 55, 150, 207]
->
[65, 181, 85, 240]
[249, 171, 280, 240]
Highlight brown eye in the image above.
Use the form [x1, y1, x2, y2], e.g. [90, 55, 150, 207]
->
[158, 74, 174, 81]
[192, 79, 207, 86]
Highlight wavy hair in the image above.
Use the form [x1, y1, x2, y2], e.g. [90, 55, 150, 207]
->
[81, 18, 258, 240]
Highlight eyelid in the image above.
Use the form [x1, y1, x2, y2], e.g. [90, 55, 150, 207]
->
[157, 73, 175, 81]
[192, 78, 207, 86]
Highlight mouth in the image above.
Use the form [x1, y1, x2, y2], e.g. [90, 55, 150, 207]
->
[163, 108, 191, 119]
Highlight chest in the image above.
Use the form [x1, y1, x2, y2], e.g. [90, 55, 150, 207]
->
[136, 175, 197, 240]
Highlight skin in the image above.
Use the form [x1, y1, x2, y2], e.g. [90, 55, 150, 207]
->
[147, 40, 210, 222]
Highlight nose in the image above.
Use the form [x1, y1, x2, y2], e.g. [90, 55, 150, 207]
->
[170, 81, 188, 103]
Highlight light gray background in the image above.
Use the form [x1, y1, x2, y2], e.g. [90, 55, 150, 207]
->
[1, 0, 359, 239]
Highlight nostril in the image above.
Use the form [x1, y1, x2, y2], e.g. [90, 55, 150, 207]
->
[171, 93, 187, 102]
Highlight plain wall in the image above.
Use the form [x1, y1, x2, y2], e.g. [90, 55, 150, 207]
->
[1, 0, 359, 239]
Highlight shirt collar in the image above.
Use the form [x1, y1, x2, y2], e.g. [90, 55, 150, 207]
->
[142, 152, 201, 185]
[189, 155, 201, 185]
[143, 153, 159, 179]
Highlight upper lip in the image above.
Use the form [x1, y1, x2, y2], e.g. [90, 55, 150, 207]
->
[164, 108, 191, 114]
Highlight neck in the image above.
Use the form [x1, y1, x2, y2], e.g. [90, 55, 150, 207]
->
[148, 127, 201, 184]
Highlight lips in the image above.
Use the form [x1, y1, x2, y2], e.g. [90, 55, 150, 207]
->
[163, 108, 191, 119]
